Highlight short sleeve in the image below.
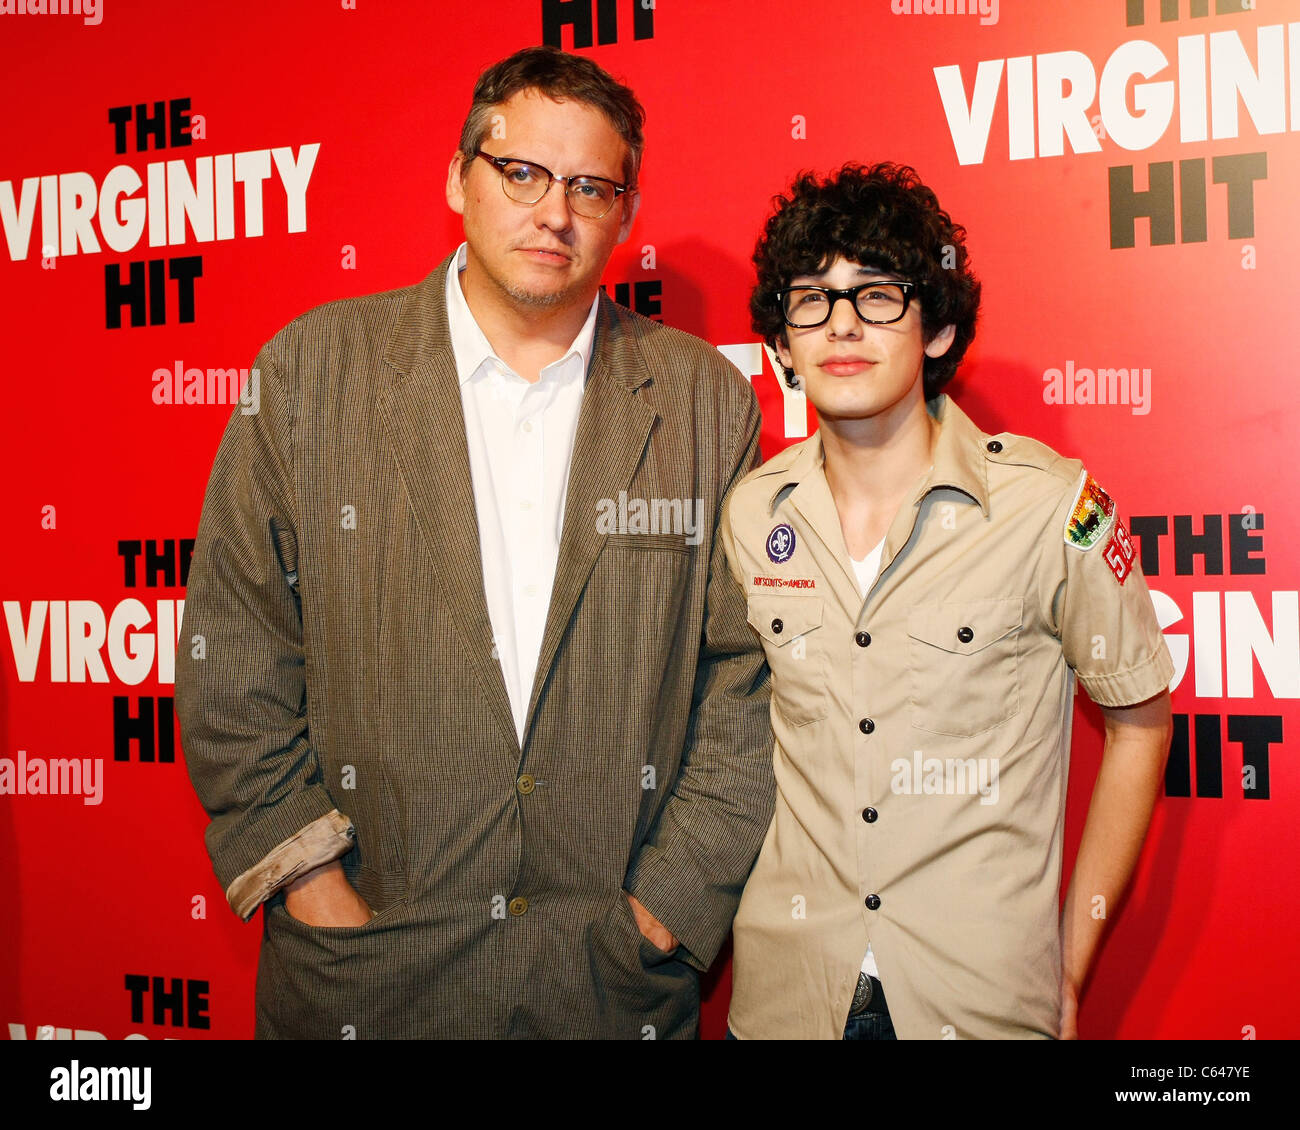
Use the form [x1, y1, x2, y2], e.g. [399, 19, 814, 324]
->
[1055, 470, 1175, 708]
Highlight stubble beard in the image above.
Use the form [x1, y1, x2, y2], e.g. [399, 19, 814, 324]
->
[499, 278, 571, 308]
[483, 241, 586, 310]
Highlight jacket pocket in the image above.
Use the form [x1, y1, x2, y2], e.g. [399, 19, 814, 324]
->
[277, 886, 408, 933]
[612, 889, 679, 968]
[907, 598, 1022, 736]
[587, 890, 696, 1039]
[747, 595, 829, 726]
[259, 895, 412, 1038]
[604, 532, 694, 554]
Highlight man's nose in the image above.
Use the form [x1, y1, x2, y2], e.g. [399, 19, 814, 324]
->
[827, 295, 862, 336]
[533, 177, 574, 229]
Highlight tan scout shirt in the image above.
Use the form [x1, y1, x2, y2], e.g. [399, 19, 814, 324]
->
[722, 395, 1174, 1040]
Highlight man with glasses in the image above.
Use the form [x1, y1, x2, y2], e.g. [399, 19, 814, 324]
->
[177, 45, 774, 1038]
[721, 163, 1173, 1039]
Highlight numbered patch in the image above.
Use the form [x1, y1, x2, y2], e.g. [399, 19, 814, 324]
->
[1103, 519, 1135, 584]
[1064, 473, 1116, 550]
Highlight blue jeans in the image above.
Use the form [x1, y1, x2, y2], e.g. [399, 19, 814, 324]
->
[725, 1005, 897, 1040]
[842, 1008, 897, 1040]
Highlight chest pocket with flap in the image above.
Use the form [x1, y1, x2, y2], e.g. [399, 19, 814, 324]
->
[747, 595, 829, 727]
[906, 597, 1023, 736]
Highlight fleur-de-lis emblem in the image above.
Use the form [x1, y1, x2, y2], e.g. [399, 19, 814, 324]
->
[766, 523, 796, 564]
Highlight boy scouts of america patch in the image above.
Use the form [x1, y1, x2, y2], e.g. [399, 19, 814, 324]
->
[767, 523, 796, 564]
[1064, 473, 1116, 550]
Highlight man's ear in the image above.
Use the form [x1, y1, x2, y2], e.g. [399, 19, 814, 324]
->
[774, 332, 794, 373]
[616, 189, 641, 243]
[924, 323, 956, 359]
[446, 152, 468, 217]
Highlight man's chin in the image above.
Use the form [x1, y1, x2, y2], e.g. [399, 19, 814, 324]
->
[492, 267, 578, 307]
[812, 398, 895, 424]
[805, 389, 868, 415]
[502, 283, 570, 308]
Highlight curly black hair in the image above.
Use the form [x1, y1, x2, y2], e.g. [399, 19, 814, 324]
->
[750, 163, 981, 398]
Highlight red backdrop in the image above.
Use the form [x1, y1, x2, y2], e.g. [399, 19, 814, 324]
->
[2, 0, 1296, 1040]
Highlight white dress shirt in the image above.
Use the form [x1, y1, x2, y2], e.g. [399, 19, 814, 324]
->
[445, 242, 599, 745]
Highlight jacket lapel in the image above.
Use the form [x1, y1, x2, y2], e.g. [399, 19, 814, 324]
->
[521, 296, 657, 746]
[377, 253, 518, 751]
[378, 259, 658, 756]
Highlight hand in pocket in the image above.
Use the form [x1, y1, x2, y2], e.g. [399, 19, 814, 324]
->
[283, 860, 374, 926]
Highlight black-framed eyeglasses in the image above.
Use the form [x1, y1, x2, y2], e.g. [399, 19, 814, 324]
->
[775, 281, 916, 328]
[475, 150, 632, 219]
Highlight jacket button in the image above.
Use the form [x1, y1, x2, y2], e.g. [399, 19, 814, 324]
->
[862, 807, 878, 823]
[517, 774, 535, 795]
[771, 618, 784, 634]
[855, 631, 871, 647]
[859, 718, 875, 735]
[865, 894, 882, 910]
[986, 440, 1003, 453]
[957, 626, 974, 643]
[508, 897, 528, 916]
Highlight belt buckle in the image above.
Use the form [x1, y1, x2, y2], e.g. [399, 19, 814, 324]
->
[849, 971, 874, 1016]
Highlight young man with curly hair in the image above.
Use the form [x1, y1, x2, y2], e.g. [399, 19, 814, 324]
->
[720, 163, 1174, 1040]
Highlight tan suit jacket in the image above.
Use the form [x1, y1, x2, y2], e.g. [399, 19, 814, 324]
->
[176, 253, 775, 1038]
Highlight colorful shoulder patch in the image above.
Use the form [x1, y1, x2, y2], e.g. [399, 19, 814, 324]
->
[1064, 473, 1116, 550]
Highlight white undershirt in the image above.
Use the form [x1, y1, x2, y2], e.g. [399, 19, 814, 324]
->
[445, 242, 599, 745]
[850, 538, 886, 979]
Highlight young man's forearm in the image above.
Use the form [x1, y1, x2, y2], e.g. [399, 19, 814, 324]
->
[1061, 691, 1172, 1021]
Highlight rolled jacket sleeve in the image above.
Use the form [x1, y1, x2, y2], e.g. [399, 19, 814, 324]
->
[225, 809, 356, 920]
[624, 385, 776, 971]
[175, 341, 351, 919]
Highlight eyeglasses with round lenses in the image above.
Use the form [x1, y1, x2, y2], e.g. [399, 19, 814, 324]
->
[475, 150, 631, 219]
[776, 281, 916, 328]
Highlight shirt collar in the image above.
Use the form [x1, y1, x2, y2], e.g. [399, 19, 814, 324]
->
[916, 394, 990, 515]
[764, 394, 991, 516]
[444, 241, 600, 387]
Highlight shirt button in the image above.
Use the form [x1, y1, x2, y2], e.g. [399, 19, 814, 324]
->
[523, 583, 537, 597]
[859, 718, 875, 735]
[986, 439, 1003, 453]
[771, 618, 784, 634]
[865, 894, 882, 911]
[522, 421, 534, 433]
[517, 774, 535, 795]
[519, 500, 533, 511]
[855, 631, 871, 648]
[508, 897, 528, 916]
[862, 807, 878, 823]
[957, 626, 974, 643]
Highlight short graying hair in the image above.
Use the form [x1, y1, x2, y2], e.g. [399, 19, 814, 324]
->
[457, 45, 645, 187]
